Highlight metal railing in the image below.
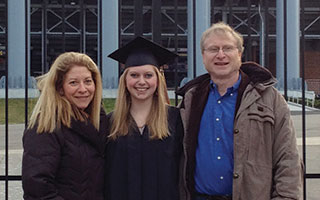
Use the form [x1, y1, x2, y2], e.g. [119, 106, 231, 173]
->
[1, 0, 319, 199]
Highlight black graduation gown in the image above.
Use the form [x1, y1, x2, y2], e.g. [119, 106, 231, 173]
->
[105, 106, 183, 200]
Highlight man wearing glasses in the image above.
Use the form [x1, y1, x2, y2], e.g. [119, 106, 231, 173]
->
[177, 22, 303, 200]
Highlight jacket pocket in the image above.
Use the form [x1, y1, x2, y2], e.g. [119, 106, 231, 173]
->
[239, 161, 273, 200]
[246, 103, 275, 167]
[247, 103, 274, 125]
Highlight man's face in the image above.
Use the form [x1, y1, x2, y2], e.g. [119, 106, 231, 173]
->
[202, 32, 242, 81]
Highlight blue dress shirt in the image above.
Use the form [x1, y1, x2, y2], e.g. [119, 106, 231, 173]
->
[194, 74, 241, 195]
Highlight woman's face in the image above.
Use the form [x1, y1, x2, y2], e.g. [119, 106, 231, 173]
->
[125, 65, 158, 103]
[62, 65, 95, 110]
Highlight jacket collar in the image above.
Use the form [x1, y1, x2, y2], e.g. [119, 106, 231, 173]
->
[176, 73, 211, 96]
[70, 109, 107, 154]
[240, 61, 276, 85]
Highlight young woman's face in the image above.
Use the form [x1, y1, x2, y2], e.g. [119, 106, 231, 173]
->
[62, 65, 95, 110]
[125, 65, 158, 103]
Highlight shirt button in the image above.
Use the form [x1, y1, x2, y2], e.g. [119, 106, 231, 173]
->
[220, 176, 224, 180]
[216, 137, 220, 141]
[234, 129, 239, 134]
[230, 93, 233, 96]
[217, 100, 221, 104]
[233, 173, 239, 179]
[217, 156, 221, 160]
[216, 118, 220, 121]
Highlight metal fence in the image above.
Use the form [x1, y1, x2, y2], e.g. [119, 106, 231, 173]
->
[1, 0, 320, 199]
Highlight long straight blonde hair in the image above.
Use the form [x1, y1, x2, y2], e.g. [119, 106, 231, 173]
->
[28, 52, 102, 133]
[109, 66, 169, 140]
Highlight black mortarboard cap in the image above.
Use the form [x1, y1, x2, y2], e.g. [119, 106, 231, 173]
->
[107, 36, 178, 68]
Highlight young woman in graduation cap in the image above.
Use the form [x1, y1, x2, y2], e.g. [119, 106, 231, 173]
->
[105, 36, 184, 200]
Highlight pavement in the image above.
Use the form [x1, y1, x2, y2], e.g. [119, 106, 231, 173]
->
[0, 102, 320, 199]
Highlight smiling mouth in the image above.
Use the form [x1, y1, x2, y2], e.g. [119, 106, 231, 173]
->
[136, 88, 148, 91]
[215, 62, 229, 65]
[75, 96, 90, 99]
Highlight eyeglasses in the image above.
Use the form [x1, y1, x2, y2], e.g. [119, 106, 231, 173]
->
[204, 45, 238, 55]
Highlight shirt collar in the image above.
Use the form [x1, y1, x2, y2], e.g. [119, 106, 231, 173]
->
[210, 73, 242, 93]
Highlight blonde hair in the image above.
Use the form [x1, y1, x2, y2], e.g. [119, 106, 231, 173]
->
[28, 52, 102, 133]
[109, 66, 169, 140]
[200, 21, 244, 53]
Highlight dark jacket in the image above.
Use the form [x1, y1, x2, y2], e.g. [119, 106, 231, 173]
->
[105, 106, 184, 200]
[22, 110, 108, 200]
[177, 62, 303, 200]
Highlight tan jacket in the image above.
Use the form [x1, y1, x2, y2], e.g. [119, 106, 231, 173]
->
[177, 62, 303, 200]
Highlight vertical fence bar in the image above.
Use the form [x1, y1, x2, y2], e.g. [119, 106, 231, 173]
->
[25, 0, 29, 128]
[174, 0, 178, 105]
[192, 0, 196, 78]
[152, 0, 161, 43]
[42, 0, 48, 73]
[82, 0, 86, 53]
[79, 0, 84, 53]
[83, 0, 86, 53]
[264, 0, 269, 68]
[5, 0, 8, 198]
[283, 0, 288, 101]
[228, 0, 233, 25]
[98, 0, 102, 73]
[211, 0, 215, 23]
[118, 0, 122, 76]
[300, 0, 306, 199]
[62, 0, 66, 52]
[258, 0, 264, 66]
[134, 0, 143, 37]
[246, 0, 252, 61]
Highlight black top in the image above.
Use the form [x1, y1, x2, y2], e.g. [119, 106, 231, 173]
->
[105, 106, 184, 200]
[22, 109, 108, 200]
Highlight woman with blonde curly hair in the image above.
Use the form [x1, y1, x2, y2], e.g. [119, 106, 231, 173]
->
[106, 36, 184, 200]
[22, 52, 107, 200]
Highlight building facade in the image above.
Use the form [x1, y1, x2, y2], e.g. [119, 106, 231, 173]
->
[0, 0, 319, 92]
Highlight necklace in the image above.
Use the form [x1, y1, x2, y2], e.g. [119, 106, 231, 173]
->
[137, 125, 145, 128]
[138, 125, 145, 135]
